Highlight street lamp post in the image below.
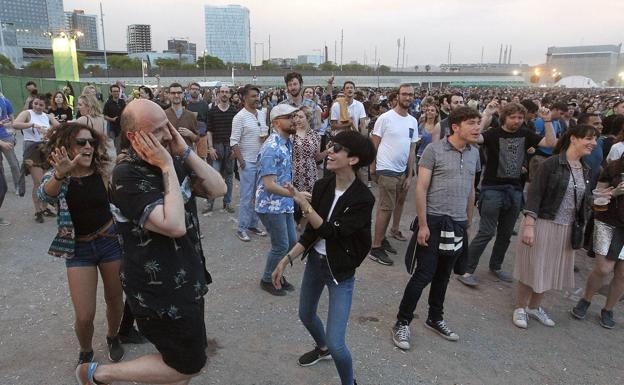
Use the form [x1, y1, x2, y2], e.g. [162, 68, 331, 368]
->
[203, 49, 207, 81]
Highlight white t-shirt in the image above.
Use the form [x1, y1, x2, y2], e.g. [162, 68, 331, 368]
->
[313, 189, 345, 256]
[607, 142, 624, 162]
[372, 109, 420, 173]
[230, 108, 268, 163]
[330, 99, 366, 129]
[24, 110, 50, 142]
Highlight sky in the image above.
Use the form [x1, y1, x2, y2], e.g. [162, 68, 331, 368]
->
[64, 0, 623, 67]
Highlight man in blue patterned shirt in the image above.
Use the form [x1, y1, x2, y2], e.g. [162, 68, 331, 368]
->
[256, 104, 300, 296]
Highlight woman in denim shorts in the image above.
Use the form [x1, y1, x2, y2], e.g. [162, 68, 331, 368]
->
[38, 122, 125, 366]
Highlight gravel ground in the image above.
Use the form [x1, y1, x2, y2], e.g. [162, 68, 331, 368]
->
[0, 136, 622, 385]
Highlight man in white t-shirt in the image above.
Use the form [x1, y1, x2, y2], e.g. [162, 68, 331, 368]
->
[369, 84, 419, 266]
[330, 81, 367, 136]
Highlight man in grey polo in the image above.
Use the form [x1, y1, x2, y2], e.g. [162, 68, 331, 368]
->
[391, 106, 481, 350]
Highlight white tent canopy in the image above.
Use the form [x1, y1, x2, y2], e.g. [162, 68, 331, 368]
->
[555, 75, 599, 88]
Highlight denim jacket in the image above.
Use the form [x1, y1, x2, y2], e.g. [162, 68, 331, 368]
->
[524, 152, 592, 223]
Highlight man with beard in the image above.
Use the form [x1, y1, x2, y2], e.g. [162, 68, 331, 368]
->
[280, 72, 320, 131]
[186, 83, 210, 155]
[204, 85, 237, 213]
[436, 93, 465, 139]
[255, 104, 301, 296]
[368, 84, 419, 266]
[458, 103, 556, 287]
[392, 106, 481, 349]
[165, 83, 199, 148]
[76, 99, 226, 385]
[330, 81, 367, 136]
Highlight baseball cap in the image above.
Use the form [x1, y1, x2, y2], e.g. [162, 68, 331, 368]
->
[270, 104, 299, 121]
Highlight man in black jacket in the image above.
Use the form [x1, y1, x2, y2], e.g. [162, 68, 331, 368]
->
[392, 107, 481, 350]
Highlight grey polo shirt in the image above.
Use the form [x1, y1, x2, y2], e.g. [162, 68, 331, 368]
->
[419, 138, 481, 221]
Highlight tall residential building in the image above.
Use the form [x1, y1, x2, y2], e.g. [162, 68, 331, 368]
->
[166, 38, 197, 62]
[0, 0, 65, 49]
[127, 24, 151, 54]
[64, 10, 98, 50]
[204, 5, 250, 64]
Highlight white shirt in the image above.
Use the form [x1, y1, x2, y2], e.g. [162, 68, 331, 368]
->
[24, 110, 50, 142]
[372, 109, 420, 173]
[230, 108, 268, 163]
[330, 99, 366, 129]
[607, 142, 624, 162]
[313, 189, 345, 256]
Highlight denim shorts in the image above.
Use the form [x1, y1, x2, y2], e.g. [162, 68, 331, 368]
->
[65, 224, 122, 268]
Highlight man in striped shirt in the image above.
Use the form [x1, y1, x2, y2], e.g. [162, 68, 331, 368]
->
[230, 85, 269, 242]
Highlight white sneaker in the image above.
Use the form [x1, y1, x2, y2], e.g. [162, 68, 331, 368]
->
[526, 307, 555, 327]
[512, 307, 528, 329]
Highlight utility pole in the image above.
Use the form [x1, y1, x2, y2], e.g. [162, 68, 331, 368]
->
[268, 34, 271, 60]
[340, 29, 343, 71]
[100, 2, 108, 78]
[396, 38, 400, 70]
[402, 36, 406, 70]
[374, 45, 377, 68]
[508, 45, 512, 64]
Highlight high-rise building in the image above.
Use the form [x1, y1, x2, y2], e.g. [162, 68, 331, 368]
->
[204, 5, 250, 64]
[166, 38, 197, 62]
[64, 10, 98, 50]
[127, 24, 151, 54]
[0, 0, 65, 49]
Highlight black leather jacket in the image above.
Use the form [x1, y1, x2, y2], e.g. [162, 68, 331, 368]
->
[299, 175, 375, 282]
[524, 152, 592, 224]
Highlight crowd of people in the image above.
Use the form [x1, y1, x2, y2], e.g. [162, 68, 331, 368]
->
[0, 73, 623, 385]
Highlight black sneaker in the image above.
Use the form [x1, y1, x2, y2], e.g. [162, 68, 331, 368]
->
[298, 346, 332, 367]
[425, 319, 459, 341]
[42, 208, 56, 217]
[77, 350, 94, 366]
[34, 211, 44, 223]
[106, 335, 125, 362]
[369, 247, 393, 266]
[571, 298, 590, 320]
[280, 276, 295, 292]
[381, 238, 397, 255]
[119, 327, 148, 344]
[392, 320, 411, 350]
[600, 309, 615, 329]
[260, 280, 286, 296]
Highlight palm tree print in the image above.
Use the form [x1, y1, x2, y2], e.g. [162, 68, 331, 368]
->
[144, 260, 162, 285]
[173, 268, 188, 289]
[132, 225, 152, 247]
[167, 305, 181, 320]
[194, 281, 204, 300]
[134, 293, 148, 307]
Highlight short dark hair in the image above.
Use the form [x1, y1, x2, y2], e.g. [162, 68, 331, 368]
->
[168, 82, 183, 90]
[284, 72, 303, 85]
[397, 83, 413, 94]
[577, 112, 600, 125]
[448, 106, 481, 133]
[445, 92, 463, 104]
[551, 101, 568, 112]
[613, 99, 624, 109]
[242, 84, 260, 97]
[343, 81, 355, 90]
[189, 82, 201, 89]
[554, 124, 598, 154]
[332, 130, 376, 171]
[25, 81, 37, 88]
[109, 84, 120, 92]
[520, 99, 539, 114]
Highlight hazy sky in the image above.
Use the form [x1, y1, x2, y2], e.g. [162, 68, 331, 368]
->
[65, 0, 622, 66]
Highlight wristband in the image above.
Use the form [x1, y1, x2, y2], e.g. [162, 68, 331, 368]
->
[175, 146, 192, 163]
[53, 171, 66, 181]
[286, 253, 294, 266]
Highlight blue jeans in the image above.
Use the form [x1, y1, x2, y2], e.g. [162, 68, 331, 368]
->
[66, 224, 122, 268]
[238, 161, 259, 232]
[299, 250, 355, 385]
[466, 188, 523, 273]
[208, 143, 234, 205]
[258, 212, 297, 282]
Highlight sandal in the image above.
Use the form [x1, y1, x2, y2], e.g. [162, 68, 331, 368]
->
[389, 229, 407, 241]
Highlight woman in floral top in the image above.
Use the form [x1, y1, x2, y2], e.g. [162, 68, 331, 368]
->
[38, 122, 125, 366]
[292, 107, 325, 225]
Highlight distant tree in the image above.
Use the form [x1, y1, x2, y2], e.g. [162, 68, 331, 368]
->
[25, 60, 53, 70]
[85, 65, 103, 75]
[319, 61, 339, 72]
[530, 75, 540, 84]
[197, 54, 226, 69]
[414, 65, 419, 72]
[425, 65, 431, 72]
[378, 65, 391, 73]
[293, 63, 317, 71]
[0, 54, 15, 71]
[76, 52, 86, 70]
[259, 60, 280, 70]
[342, 63, 368, 72]
[227, 62, 251, 69]
[607, 78, 617, 87]
[108, 55, 142, 70]
[155, 58, 181, 69]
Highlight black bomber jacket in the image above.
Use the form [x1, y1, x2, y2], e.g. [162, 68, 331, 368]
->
[298, 175, 375, 282]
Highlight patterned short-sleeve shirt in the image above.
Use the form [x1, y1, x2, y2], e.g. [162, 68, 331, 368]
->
[255, 132, 294, 214]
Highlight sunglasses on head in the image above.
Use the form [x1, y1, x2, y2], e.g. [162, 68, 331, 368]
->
[75, 138, 97, 147]
[331, 143, 350, 154]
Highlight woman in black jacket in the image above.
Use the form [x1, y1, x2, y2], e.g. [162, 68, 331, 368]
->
[272, 131, 376, 385]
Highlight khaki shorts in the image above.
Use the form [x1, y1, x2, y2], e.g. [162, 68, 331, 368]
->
[377, 174, 406, 211]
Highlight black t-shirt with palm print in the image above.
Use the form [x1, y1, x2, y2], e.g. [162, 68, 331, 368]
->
[111, 152, 211, 319]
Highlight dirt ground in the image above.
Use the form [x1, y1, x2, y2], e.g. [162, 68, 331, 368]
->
[1, 136, 623, 385]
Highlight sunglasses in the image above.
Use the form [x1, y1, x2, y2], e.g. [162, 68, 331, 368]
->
[331, 143, 350, 154]
[75, 138, 97, 147]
